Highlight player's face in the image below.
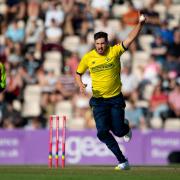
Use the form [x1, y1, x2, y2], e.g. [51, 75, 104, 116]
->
[95, 38, 108, 55]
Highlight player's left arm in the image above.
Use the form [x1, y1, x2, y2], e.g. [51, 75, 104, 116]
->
[123, 13, 146, 49]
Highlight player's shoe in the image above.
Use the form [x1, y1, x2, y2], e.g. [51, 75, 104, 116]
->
[123, 119, 132, 142]
[115, 160, 130, 170]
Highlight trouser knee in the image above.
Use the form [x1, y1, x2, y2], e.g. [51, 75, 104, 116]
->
[113, 130, 125, 137]
[112, 124, 129, 137]
[97, 130, 109, 142]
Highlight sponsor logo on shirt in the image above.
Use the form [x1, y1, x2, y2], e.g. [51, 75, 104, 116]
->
[91, 63, 115, 72]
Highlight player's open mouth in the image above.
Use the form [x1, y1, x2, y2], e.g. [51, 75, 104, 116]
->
[98, 49, 103, 53]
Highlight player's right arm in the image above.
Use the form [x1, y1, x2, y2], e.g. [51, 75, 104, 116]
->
[123, 13, 146, 49]
[75, 54, 88, 94]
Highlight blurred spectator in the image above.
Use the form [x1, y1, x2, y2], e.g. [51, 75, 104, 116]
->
[141, 0, 160, 34]
[5, 64, 23, 102]
[163, 50, 179, 73]
[2, 101, 22, 128]
[121, 65, 139, 99]
[125, 96, 147, 129]
[59, 66, 77, 98]
[149, 83, 169, 118]
[168, 78, 180, 118]
[156, 20, 174, 45]
[27, 0, 40, 20]
[25, 117, 43, 130]
[23, 51, 41, 82]
[45, 2, 65, 27]
[7, 43, 23, 64]
[143, 55, 161, 84]
[91, 0, 111, 18]
[0, 93, 6, 126]
[77, 35, 92, 58]
[45, 18, 63, 43]
[122, 1, 139, 27]
[151, 35, 167, 64]
[6, 0, 26, 21]
[65, 52, 80, 76]
[167, 29, 180, 59]
[5, 20, 25, 43]
[25, 18, 44, 46]
[71, 91, 90, 129]
[162, 78, 180, 120]
[94, 14, 115, 42]
[41, 90, 63, 121]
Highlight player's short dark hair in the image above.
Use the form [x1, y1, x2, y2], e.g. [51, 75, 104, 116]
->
[94, 31, 108, 42]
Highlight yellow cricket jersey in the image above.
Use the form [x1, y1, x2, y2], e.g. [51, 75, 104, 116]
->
[77, 43, 127, 98]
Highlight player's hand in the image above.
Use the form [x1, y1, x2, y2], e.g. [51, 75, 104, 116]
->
[138, 13, 146, 25]
[79, 83, 87, 94]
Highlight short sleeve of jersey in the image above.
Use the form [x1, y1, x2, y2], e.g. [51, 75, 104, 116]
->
[113, 42, 127, 56]
[76, 54, 88, 74]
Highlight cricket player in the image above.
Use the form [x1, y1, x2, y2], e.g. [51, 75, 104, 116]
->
[75, 14, 146, 170]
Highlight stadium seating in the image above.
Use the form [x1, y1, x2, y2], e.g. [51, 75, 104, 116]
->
[22, 85, 42, 117]
[164, 118, 180, 130]
[43, 51, 62, 76]
[62, 36, 80, 52]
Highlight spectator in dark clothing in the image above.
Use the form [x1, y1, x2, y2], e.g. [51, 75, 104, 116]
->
[168, 29, 180, 58]
[141, 1, 160, 34]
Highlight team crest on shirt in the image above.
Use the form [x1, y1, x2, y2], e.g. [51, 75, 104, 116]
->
[92, 61, 96, 64]
[105, 57, 111, 62]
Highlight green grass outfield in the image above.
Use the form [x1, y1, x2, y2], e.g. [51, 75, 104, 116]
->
[0, 165, 180, 180]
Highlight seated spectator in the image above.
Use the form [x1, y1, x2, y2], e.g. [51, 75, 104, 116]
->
[91, 0, 111, 18]
[94, 14, 116, 42]
[24, 116, 43, 130]
[45, 18, 62, 43]
[167, 28, 180, 59]
[151, 35, 167, 64]
[70, 3, 85, 35]
[45, 2, 65, 27]
[161, 78, 180, 120]
[71, 91, 90, 129]
[0, 93, 6, 127]
[121, 65, 139, 99]
[25, 18, 44, 46]
[125, 97, 147, 130]
[65, 52, 80, 76]
[2, 101, 22, 128]
[141, 0, 160, 34]
[5, 20, 25, 43]
[59, 66, 77, 98]
[156, 20, 174, 45]
[163, 0, 175, 21]
[143, 55, 161, 84]
[6, 0, 26, 21]
[27, 0, 40, 20]
[76, 35, 92, 58]
[122, 1, 139, 27]
[149, 83, 169, 118]
[7, 43, 23, 64]
[5, 64, 23, 103]
[163, 50, 179, 73]
[23, 51, 41, 80]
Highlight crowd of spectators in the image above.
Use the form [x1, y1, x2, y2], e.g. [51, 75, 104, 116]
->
[0, 0, 179, 130]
